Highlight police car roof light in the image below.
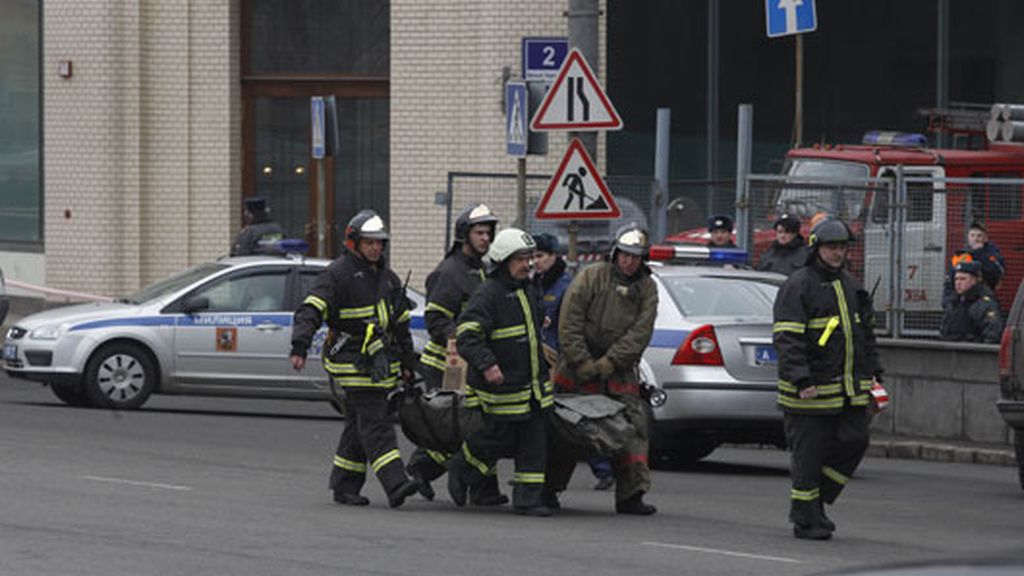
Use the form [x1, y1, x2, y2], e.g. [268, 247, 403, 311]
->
[861, 131, 929, 147]
[277, 239, 310, 256]
[648, 244, 748, 265]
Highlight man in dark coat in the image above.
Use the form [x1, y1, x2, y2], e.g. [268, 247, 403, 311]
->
[758, 213, 809, 276]
[231, 197, 286, 256]
[940, 260, 1004, 343]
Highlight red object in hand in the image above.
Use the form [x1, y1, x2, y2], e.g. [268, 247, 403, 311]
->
[870, 382, 890, 412]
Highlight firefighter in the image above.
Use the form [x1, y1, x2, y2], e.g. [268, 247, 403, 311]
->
[289, 209, 421, 508]
[940, 260, 1004, 343]
[707, 214, 736, 248]
[406, 203, 508, 505]
[231, 197, 286, 256]
[758, 213, 809, 276]
[773, 217, 884, 540]
[447, 228, 555, 516]
[546, 223, 659, 515]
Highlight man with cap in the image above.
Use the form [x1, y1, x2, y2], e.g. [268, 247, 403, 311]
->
[231, 197, 286, 256]
[289, 209, 421, 509]
[943, 220, 1006, 308]
[940, 260, 1004, 343]
[707, 214, 736, 248]
[772, 217, 884, 540]
[758, 213, 809, 276]
[448, 228, 554, 516]
[546, 223, 659, 515]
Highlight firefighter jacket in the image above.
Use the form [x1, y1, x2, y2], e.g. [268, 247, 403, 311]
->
[553, 261, 658, 396]
[773, 258, 882, 414]
[230, 217, 286, 256]
[534, 256, 572, 351]
[940, 283, 1004, 344]
[757, 235, 809, 277]
[291, 251, 416, 390]
[455, 267, 554, 420]
[419, 250, 486, 374]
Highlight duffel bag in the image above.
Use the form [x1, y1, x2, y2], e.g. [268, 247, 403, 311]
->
[548, 393, 636, 458]
[397, 387, 483, 453]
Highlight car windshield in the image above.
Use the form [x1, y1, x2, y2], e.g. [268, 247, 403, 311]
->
[660, 275, 780, 318]
[776, 159, 870, 221]
[123, 263, 230, 304]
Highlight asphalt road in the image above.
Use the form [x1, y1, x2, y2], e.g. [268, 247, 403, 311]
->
[2, 375, 1022, 576]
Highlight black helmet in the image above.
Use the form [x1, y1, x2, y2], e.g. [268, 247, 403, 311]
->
[610, 222, 651, 259]
[344, 209, 389, 251]
[808, 217, 854, 248]
[454, 203, 499, 243]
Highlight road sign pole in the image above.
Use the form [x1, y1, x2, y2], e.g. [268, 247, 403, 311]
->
[316, 158, 326, 257]
[516, 158, 526, 229]
[568, 0, 600, 265]
[794, 33, 804, 148]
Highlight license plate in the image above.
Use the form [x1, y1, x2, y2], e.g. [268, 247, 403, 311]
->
[754, 345, 777, 366]
[3, 343, 17, 361]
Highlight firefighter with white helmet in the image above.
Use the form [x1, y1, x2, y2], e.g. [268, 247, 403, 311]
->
[448, 228, 555, 516]
[290, 209, 421, 509]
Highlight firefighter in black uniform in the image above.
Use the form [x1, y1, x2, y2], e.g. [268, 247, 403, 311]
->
[940, 260, 1004, 343]
[448, 228, 555, 516]
[406, 203, 508, 505]
[231, 197, 286, 256]
[289, 209, 421, 508]
[772, 217, 883, 540]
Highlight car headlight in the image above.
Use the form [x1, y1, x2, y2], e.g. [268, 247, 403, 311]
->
[30, 323, 70, 340]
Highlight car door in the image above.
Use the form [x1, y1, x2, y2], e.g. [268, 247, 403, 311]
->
[277, 263, 331, 391]
[171, 266, 292, 390]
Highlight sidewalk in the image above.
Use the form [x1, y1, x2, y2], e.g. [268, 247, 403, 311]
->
[867, 434, 1017, 467]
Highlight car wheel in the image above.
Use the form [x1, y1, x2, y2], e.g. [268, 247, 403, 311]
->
[650, 430, 721, 469]
[49, 381, 93, 407]
[82, 343, 157, 409]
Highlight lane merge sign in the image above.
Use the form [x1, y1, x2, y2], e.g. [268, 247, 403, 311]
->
[530, 48, 622, 132]
[535, 138, 621, 220]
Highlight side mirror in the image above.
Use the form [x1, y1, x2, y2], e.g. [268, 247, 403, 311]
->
[182, 296, 210, 315]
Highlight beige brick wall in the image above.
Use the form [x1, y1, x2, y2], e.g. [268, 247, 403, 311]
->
[390, 0, 607, 290]
[44, 0, 238, 296]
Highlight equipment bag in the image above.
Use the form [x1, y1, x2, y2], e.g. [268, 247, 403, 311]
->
[547, 394, 635, 458]
[397, 388, 483, 454]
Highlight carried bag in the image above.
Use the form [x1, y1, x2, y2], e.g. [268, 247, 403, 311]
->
[397, 387, 484, 453]
[547, 393, 635, 458]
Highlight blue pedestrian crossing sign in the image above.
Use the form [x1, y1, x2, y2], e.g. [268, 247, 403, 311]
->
[765, 0, 817, 38]
[505, 80, 528, 158]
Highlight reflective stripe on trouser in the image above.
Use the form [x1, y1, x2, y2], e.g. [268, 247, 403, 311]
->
[329, 389, 410, 497]
[784, 408, 870, 526]
[545, 392, 651, 503]
[452, 409, 547, 508]
[407, 447, 450, 482]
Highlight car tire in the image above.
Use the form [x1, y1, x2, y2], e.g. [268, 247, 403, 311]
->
[82, 342, 157, 410]
[49, 381, 93, 407]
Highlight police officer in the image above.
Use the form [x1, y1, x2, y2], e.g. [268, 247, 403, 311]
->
[290, 210, 421, 508]
[758, 213, 808, 276]
[707, 214, 736, 248]
[406, 203, 508, 505]
[943, 221, 1006, 308]
[448, 228, 555, 516]
[546, 223, 659, 515]
[940, 260, 1004, 343]
[231, 197, 286, 256]
[773, 217, 883, 540]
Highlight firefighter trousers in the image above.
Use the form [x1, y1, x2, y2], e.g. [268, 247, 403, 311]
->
[546, 392, 651, 503]
[329, 389, 411, 498]
[784, 407, 870, 526]
[451, 409, 547, 508]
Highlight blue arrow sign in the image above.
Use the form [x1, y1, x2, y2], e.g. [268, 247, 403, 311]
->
[310, 96, 325, 159]
[505, 81, 528, 158]
[765, 0, 817, 38]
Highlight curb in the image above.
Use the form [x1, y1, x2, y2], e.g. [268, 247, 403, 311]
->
[866, 438, 1017, 467]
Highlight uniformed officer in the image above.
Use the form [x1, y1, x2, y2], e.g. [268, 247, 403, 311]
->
[707, 214, 736, 248]
[943, 221, 1006, 308]
[773, 217, 883, 540]
[231, 197, 286, 256]
[448, 228, 555, 516]
[406, 203, 508, 506]
[289, 210, 421, 508]
[940, 260, 1004, 343]
[546, 223, 659, 515]
[758, 213, 808, 276]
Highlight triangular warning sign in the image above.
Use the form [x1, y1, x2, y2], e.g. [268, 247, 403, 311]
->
[535, 138, 621, 220]
[530, 48, 623, 132]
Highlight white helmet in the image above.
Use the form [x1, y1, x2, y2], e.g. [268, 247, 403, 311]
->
[485, 228, 536, 266]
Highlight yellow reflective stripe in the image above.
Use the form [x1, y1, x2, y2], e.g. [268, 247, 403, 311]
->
[420, 354, 447, 371]
[456, 321, 483, 336]
[849, 394, 870, 406]
[859, 379, 873, 391]
[377, 300, 390, 330]
[364, 338, 384, 356]
[462, 443, 491, 476]
[396, 309, 411, 323]
[832, 280, 855, 396]
[361, 324, 376, 354]
[483, 403, 531, 416]
[324, 360, 360, 374]
[822, 466, 849, 485]
[425, 450, 450, 464]
[778, 379, 797, 393]
[371, 449, 401, 473]
[808, 316, 837, 329]
[338, 305, 374, 319]
[854, 313, 861, 324]
[463, 396, 481, 408]
[490, 324, 526, 340]
[473, 387, 532, 404]
[424, 341, 447, 355]
[790, 487, 820, 501]
[515, 289, 542, 404]
[513, 472, 545, 484]
[333, 376, 397, 388]
[333, 455, 367, 473]
[777, 381, 842, 396]
[817, 316, 841, 346]
[773, 321, 806, 334]
[777, 394, 845, 410]
[425, 302, 455, 319]
[303, 295, 328, 319]
[538, 395, 554, 409]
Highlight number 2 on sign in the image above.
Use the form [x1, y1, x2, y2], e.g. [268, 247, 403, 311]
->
[542, 46, 556, 67]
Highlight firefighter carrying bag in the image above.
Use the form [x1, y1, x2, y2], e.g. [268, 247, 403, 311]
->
[397, 387, 483, 454]
[547, 393, 635, 458]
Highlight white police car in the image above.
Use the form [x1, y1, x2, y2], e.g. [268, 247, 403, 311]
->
[3, 251, 425, 410]
[639, 245, 787, 465]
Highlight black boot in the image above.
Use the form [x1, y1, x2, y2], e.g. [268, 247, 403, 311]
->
[541, 490, 561, 510]
[793, 523, 833, 540]
[447, 454, 470, 507]
[333, 491, 370, 506]
[514, 505, 553, 517]
[387, 479, 420, 509]
[470, 474, 508, 506]
[819, 501, 836, 531]
[615, 491, 657, 515]
[408, 468, 435, 501]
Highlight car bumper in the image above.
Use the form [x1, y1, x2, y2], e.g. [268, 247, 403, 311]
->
[3, 334, 85, 385]
[651, 379, 781, 429]
[996, 400, 1024, 429]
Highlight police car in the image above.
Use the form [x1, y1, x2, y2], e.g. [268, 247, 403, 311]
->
[639, 245, 787, 465]
[3, 251, 425, 410]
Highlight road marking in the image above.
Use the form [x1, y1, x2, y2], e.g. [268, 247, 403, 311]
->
[81, 475, 192, 492]
[642, 541, 803, 564]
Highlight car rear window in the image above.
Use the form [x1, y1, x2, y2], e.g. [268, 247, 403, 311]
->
[660, 275, 779, 318]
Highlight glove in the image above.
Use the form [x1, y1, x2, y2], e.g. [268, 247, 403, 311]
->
[594, 356, 615, 380]
[575, 359, 599, 382]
